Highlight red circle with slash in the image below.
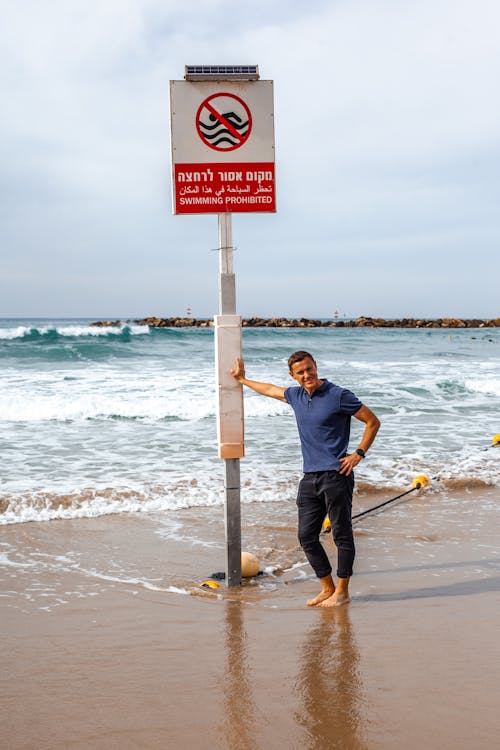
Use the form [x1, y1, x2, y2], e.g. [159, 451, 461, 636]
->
[196, 93, 252, 152]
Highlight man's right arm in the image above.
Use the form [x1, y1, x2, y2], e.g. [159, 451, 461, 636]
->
[230, 357, 287, 403]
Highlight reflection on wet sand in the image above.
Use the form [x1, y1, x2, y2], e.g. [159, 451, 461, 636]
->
[218, 601, 257, 750]
[294, 607, 368, 750]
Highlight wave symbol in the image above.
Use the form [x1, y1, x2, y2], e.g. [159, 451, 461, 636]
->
[198, 111, 249, 148]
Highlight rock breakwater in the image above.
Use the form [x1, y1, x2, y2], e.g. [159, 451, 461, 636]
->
[91, 316, 500, 329]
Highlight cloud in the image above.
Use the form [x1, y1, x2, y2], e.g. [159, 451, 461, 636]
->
[0, 0, 499, 317]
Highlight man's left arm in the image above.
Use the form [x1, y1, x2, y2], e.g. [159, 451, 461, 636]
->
[339, 405, 381, 476]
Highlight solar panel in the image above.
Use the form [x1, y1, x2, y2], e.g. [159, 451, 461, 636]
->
[184, 65, 260, 81]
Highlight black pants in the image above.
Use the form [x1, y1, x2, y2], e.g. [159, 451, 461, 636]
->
[297, 470, 355, 579]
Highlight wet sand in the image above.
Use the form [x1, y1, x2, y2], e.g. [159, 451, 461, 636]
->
[2, 487, 500, 749]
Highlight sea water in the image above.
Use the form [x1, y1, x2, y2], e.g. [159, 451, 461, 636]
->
[0, 319, 499, 526]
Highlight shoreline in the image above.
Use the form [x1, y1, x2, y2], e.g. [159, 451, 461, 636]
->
[91, 315, 500, 329]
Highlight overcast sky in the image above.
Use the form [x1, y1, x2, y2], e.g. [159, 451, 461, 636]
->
[1, 0, 499, 319]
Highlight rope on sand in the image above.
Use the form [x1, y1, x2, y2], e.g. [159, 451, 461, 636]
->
[322, 433, 499, 532]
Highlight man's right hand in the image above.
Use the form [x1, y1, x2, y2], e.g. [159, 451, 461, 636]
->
[230, 357, 246, 382]
[229, 358, 287, 402]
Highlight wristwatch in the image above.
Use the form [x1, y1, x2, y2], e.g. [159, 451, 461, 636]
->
[355, 448, 366, 458]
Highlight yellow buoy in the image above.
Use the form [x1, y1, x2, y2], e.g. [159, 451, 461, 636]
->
[200, 580, 220, 589]
[241, 551, 260, 578]
[322, 515, 331, 533]
[412, 474, 430, 489]
[492, 434, 500, 446]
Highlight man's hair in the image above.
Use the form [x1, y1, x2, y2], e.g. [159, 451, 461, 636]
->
[288, 351, 316, 371]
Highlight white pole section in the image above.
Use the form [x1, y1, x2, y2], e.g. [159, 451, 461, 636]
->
[216, 212, 243, 587]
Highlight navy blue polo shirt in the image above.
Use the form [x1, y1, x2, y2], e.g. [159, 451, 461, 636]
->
[284, 379, 363, 472]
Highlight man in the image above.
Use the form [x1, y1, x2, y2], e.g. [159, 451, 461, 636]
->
[230, 351, 380, 608]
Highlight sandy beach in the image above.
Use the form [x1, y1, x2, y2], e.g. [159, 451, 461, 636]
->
[2, 486, 499, 749]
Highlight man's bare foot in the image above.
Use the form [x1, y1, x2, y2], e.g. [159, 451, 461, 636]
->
[317, 590, 350, 608]
[306, 587, 335, 607]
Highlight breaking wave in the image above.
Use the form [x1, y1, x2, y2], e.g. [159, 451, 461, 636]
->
[1, 473, 496, 526]
[0, 323, 150, 342]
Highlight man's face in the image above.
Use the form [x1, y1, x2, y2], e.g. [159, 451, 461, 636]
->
[289, 357, 321, 393]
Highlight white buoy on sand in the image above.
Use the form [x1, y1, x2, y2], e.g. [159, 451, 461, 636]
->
[241, 551, 260, 578]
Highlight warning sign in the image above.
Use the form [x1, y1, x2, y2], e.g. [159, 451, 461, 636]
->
[170, 80, 275, 214]
[196, 93, 252, 152]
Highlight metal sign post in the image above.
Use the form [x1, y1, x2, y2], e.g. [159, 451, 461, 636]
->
[215, 212, 242, 586]
[169, 65, 275, 588]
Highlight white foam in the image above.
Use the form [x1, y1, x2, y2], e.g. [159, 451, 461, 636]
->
[0, 551, 37, 568]
[73, 566, 189, 594]
[0, 372, 216, 422]
[166, 586, 190, 595]
[0, 326, 32, 340]
[465, 378, 500, 397]
[0, 484, 224, 526]
[0, 324, 150, 340]
[54, 325, 150, 337]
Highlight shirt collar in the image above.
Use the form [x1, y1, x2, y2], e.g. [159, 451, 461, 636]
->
[304, 378, 329, 397]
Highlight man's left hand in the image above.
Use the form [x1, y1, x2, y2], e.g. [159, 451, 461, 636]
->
[339, 452, 363, 476]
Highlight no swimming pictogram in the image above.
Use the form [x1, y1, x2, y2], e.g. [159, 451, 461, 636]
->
[196, 93, 252, 152]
